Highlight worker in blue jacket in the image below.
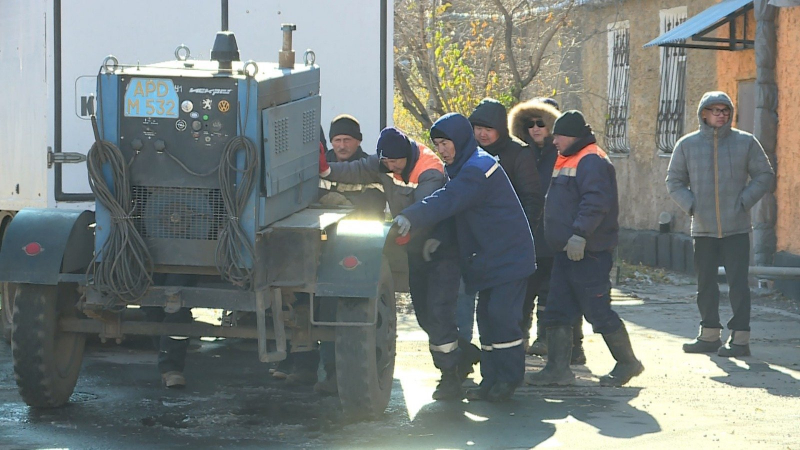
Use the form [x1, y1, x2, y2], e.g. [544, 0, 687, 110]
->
[394, 113, 536, 402]
[524, 110, 644, 388]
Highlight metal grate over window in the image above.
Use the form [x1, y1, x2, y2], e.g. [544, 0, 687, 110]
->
[656, 7, 688, 153]
[605, 22, 631, 153]
[131, 186, 225, 241]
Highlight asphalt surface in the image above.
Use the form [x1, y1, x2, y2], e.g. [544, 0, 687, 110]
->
[1, 277, 799, 449]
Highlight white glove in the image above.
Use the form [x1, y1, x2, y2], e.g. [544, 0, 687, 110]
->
[393, 214, 412, 236]
[422, 238, 441, 262]
[564, 234, 586, 261]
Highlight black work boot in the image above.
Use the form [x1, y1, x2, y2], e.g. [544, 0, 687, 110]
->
[599, 323, 644, 387]
[487, 381, 517, 402]
[717, 330, 751, 357]
[432, 369, 464, 400]
[457, 338, 482, 381]
[465, 382, 492, 401]
[524, 326, 575, 386]
[570, 319, 586, 365]
[683, 326, 722, 353]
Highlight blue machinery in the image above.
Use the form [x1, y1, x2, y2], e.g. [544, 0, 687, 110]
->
[0, 9, 395, 417]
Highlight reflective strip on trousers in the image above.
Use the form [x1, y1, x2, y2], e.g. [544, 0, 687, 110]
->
[492, 339, 524, 350]
[481, 345, 493, 352]
[168, 336, 189, 340]
[429, 340, 459, 353]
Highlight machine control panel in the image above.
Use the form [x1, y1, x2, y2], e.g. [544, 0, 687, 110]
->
[118, 76, 239, 187]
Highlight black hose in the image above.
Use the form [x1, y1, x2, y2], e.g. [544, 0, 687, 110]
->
[86, 117, 153, 304]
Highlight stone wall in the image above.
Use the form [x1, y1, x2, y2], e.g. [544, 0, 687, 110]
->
[570, 0, 719, 236]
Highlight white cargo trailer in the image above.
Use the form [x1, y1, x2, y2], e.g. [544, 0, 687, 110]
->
[0, 0, 393, 338]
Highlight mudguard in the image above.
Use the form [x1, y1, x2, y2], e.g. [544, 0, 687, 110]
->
[315, 220, 392, 298]
[0, 208, 95, 285]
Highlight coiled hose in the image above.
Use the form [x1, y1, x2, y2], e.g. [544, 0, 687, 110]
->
[86, 117, 153, 304]
[215, 135, 259, 289]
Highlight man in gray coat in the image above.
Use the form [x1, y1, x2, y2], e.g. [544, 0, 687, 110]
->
[666, 91, 774, 357]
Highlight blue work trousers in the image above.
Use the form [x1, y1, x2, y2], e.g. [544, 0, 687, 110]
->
[544, 250, 621, 335]
[476, 278, 527, 386]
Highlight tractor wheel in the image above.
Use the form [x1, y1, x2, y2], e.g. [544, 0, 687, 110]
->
[1, 282, 15, 342]
[335, 258, 396, 420]
[11, 283, 86, 408]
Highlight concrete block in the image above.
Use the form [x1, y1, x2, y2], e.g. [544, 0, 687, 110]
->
[617, 229, 641, 264]
[773, 251, 800, 301]
[657, 233, 671, 268]
[684, 238, 695, 275]
[638, 231, 659, 267]
[671, 233, 686, 273]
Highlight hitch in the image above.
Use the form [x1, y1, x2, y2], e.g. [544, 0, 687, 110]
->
[47, 147, 87, 168]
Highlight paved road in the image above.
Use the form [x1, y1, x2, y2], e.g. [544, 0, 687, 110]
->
[1, 282, 799, 449]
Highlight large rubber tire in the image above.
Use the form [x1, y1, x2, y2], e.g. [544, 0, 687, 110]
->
[11, 283, 86, 408]
[1, 282, 15, 343]
[335, 258, 396, 420]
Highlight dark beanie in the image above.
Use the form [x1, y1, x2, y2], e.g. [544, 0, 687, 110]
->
[429, 126, 451, 141]
[468, 98, 509, 137]
[329, 114, 362, 141]
[540, 97, 560, 110]
[377, 127, 411, 159]
[553, 110, 589, 137]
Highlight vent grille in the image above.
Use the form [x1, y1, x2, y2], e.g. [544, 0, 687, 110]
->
[132, 186, 225, 241]
[302, 110, 316, 143]
[274, 117, 289, 154]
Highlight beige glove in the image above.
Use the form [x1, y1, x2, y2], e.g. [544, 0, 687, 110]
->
[422, 238, 441, 262]
[564, 235, 586, 261]
[319, 192, 352, 207]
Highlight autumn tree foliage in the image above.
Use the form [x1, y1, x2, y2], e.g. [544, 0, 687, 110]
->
[394, 0, 575, 139]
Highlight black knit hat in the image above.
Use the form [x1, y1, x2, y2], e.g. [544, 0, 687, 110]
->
[429, 126, 451, 141]
[329, 114, 362, 141]
[377, 127, 411, 159]
[553, 110, 589, 137]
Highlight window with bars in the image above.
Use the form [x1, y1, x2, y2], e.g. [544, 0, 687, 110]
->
[656, 7, 688, 153]
[605, 22, 631, 153]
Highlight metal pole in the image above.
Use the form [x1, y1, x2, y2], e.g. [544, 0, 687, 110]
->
[221, 0, 229, 31]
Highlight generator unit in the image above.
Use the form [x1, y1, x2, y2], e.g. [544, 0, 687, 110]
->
[94, 26, 319, 278]
[0, 11, 396, 420]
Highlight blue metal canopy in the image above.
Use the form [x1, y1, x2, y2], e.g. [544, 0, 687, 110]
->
[644, 0, 754, 50]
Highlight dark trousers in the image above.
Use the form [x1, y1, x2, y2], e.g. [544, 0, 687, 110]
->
[476, 278, 527, 385]
[522, 257, 553, 339]
[146, 274, 197, 374]
[408, 255, 462, 370]
[144, 306, 193, 374]
[694, 233, 751, 331]
[544, 251, 621, 335]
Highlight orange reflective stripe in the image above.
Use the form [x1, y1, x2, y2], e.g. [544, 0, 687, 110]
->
[552, 144, 609, 177]
[391, 145, 444, 185]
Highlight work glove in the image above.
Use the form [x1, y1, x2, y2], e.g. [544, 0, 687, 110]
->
[393, 214, 412, 236]
[319, 143, 330, 175]
[422, 238, 441, 262]
[319, 192, 351, 207]
[564, 234, 586, 261]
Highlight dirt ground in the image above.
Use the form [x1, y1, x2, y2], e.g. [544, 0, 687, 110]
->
[1, 265, 799, 449]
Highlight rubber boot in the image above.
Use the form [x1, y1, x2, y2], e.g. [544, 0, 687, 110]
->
[314, 363, 338, 395]
[161, 371, 186, 389]
[524, 326, 575, 386]
[717, 330, 751, 357]
[528, 326, 547, 356]
[682, 326, 722, 353]
[570, 318, 586, 365]
[599, 323, 644, 387]
[465, 382, 492, 401]
[432, 369, 464, 400]
[487, 381, 517, 402]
